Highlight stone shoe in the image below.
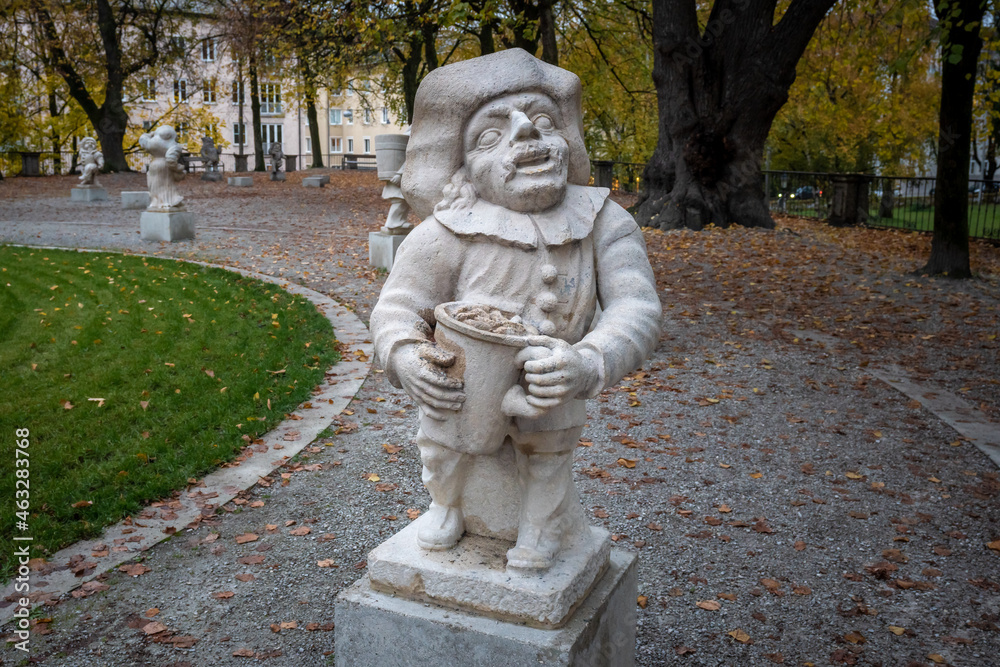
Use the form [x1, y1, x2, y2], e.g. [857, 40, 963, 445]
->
[506, 527, 559, 570]
[416, 504, 464, 551]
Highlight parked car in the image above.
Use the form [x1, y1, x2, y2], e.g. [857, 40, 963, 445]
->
[790, 186, 820, 200]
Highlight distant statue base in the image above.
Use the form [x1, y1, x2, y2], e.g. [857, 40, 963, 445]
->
[140, 208, 195, 242]
[368, 230, 409, 271]
[270, 171, 286, 182]
[121, 191, 150, 209]
[201, 171, 223, 182]
[71, 186, 107, 202]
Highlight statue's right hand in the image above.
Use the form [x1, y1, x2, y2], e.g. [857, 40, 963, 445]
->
[392, 343, 465, 421]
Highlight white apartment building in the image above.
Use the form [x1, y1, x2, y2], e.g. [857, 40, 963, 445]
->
[129, 35, 408, 169]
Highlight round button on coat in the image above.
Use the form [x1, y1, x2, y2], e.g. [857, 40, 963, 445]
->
[537, 292, 558, 313]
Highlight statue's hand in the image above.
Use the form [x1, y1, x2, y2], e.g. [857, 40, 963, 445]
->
[392, 342, 465, 421]
[517, 336, 598, 409]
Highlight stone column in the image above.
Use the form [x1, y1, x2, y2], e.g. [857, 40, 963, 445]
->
[828, 174, 871, 227]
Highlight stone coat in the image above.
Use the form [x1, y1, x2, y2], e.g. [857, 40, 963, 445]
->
[371, 184, 662, 433]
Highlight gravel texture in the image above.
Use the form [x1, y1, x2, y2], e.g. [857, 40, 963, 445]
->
[2, 171, 1000, 666]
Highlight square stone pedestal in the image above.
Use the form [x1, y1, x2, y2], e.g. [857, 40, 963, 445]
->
[228, 176, 252, 187]
[201, 171, 223, 182]
[303, 176, 325, 188]
[71, 187, 107, 202]
[335, 549, 636, 667]
[140, 210, 195, 241]
[121, 191, 150, 210]
[270, 171, 286, 181]
[369, 230, 409, 271]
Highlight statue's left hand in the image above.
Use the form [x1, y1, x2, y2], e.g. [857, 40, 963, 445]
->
[516, 336, 599, 409]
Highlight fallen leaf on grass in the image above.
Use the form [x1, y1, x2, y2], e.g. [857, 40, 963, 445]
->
[71, 500, 92, 508]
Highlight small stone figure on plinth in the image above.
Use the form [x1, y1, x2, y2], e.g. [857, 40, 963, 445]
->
[200, 136, 222, 181]
[71, 137, 108, 202]
[337, 49, 662, 666]
[369, 133, 413, 270]
[268, 142, 285, 181]
[138, 125, 194, 241]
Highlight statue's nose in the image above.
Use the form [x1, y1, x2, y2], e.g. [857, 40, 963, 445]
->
[509, 110, 539, 143]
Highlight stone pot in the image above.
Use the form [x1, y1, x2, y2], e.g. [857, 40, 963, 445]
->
[374, 134, 408, 180]
[423, 302, 530, 455]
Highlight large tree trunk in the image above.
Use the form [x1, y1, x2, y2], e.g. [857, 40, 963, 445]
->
[637, 0, 836, 230]
[249, 57, 265, 171]
[301, 59, 324, 168]
[921, 0, 985, 278]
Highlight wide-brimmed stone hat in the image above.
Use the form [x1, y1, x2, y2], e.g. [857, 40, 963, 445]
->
[401, 48, 590, 220]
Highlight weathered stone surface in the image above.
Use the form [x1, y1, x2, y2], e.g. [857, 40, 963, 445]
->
[335, 548, 637, 667]
[121, 191, 150, 209]
[228, 176, 252, 187]
[77, 137, 103, 187]
[71, 187, 107, 202]
[270, 171, 286, 181]
[201, 171, 223, 182]
[368, 230, 408, 271]
[303, 176, 325, 188]
[140, 210, 195, 241]
[368, 516, 610, 627]
[139, 126, 186, 209]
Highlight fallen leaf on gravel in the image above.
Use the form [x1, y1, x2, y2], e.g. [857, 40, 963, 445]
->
[265, 524, 278, 532]
[235, 574, 255, 582]
[844, 631, 866, 644]
[987, 540, 1000, 552]
[594, 509, 609, 518]
[70, 581, 109, 598]
[318, 559, 336, 568]
[888, 626, 906, 635]
[717, 504, 732, 513]
[928, 655, 946, 664]
[793, 586, 811, 595]
[382, 443, 402, 454]
[212, 591, 235, 599]
[119, 564, 150, 576]
[280, 621, 298, 630]
[237, 555, 265, 565]
[235, 533, 258, 544]
[232, 648, 254, 657]
[752, 519, 774, 534]
[718, 593, 737, 601]
[289, 526, 311, 536]
[318, 533, 337, 542]
[142, 622, 168, 635]
[406, 509, 421, 519]
[617, 458, 636, 468]
[375, 483, 397, 492]
[883, 548, 908, 563]
[696, 600, 721, 611]
[934, 546, 952, 556]
[146, 608, 159, 617]
[648, 522, 663, 531]
[794, 541, 807, 551]
[637, 595, 648, 608]
[366, 473, 380, 482]
[250, 501, 265, 508]
[764, 654, 785, 664]
[727, 629, 751, 643]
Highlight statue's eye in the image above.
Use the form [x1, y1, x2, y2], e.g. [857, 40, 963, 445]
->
[477, 129, 502, 149]
[533, 114, 554, 131]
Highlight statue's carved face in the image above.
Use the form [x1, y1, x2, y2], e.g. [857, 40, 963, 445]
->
[463, 92, 569, 212]
[80, 138, 97, 151]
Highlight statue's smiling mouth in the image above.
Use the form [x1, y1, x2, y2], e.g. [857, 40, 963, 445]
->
[515, 150, 553, 174]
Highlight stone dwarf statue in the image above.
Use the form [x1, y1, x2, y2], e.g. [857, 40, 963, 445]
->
[200, 136, 220, 171]
[370, 49, 662, 570]
[139, 125, 186, 209]
[381, 167, 412, 231]
[268, 142, 284, 173]
[77, 137, 104, 186]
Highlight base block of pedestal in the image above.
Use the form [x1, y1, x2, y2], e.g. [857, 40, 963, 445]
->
[228, 176, 252, 187]
[71, 187, 107, 202]
[302, 176, 325, 188]
[121, 191, 150, 209]
[369, 231, 409, 271]
[335, 549, 636, 667]
[270, 172, 286, 181]
[201, 171, 223, 182]
[140, 210, 195, 242]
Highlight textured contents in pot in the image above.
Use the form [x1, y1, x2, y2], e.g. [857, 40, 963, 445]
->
[451, 304, 539, 336]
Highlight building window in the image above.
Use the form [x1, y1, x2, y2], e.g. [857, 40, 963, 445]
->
[143, 120, 153, 131]
[201, 38, 215, 62]
[304, 136, 312, 154]
[205, 123, 218, 139]
[202, 78, 216, 104]
[140, 78, 156, 101]
[364, 136, 371, 154]
[232, 81, 245, 105]
[176, 123, 188, 142]
[261, 123, 283, 149]
[346, 86, 354, 97]
[173, 79, 187, 103]
[169, 36, 186, 55]
[382, 107, 389, 124]
[261, 83, 281, 115]
[329, 108, 342, 125]
[363, 109, 372, 125]
[233, 122, 245, 145]
[331, 89, 342, 97]
[331, 137, 342, 153]
[347, 137, 354, 153]
[345, 109, 353, 125]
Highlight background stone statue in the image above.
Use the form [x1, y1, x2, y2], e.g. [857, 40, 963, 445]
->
[200, 136, 220, 172]
[268, 142, 284, 173]
[139, 125, 186, 209]
[77, 137, 103, 187]
[371, 49, 662, 573]
[380, 168, 411, 231]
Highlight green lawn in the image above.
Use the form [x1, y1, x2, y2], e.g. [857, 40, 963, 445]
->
[0, 247, 338, 577]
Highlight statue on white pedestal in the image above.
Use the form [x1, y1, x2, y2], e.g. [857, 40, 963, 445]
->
[370, 49, 661, 571]
[139, 125, 186, 209]
[77, 137, 103, 187]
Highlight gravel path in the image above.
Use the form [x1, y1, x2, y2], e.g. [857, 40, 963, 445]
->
[2, 172, 999, 666]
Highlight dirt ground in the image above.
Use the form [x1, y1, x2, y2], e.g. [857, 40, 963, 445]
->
[2, 171, 999, 666]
